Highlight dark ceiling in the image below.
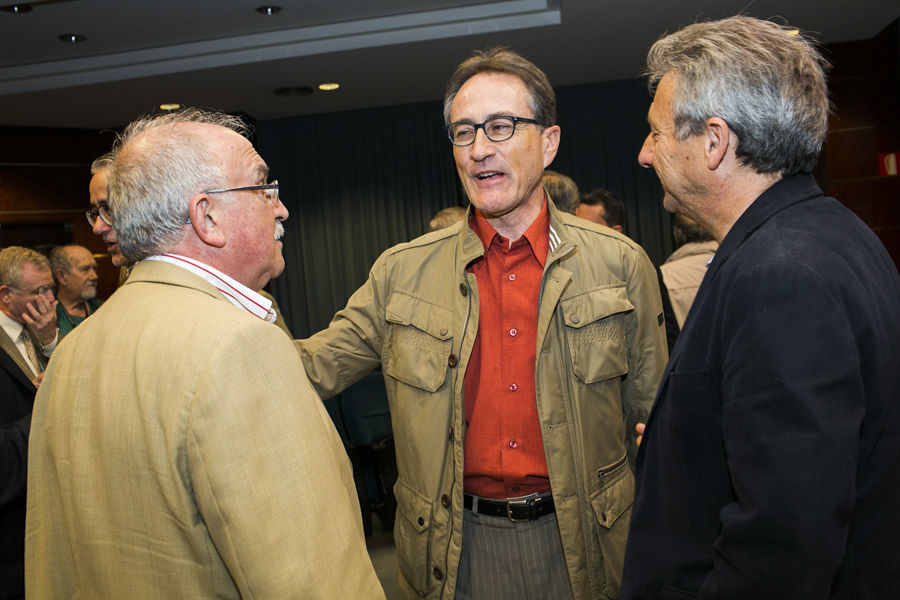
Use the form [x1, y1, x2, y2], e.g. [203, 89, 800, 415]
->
[0, 0, 897, 129]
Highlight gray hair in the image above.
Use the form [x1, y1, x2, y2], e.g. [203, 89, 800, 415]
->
[542, 170, 579, 215]
[90, 151, 114, 175]
[428, 206, 468, 232]
[443, 47, 556, 127]
[645, 15, 829, 176]
[48, 245, 73, 278]
[108, 108, 250, 262]
[0, 246, 49, 287]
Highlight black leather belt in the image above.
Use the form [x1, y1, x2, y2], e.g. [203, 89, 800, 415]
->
[463, 492, 555, 522]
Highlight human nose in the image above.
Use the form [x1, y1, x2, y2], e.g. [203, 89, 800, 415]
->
[638, 133, 654, 168]
[468, 127, 495, 161]
[92, 217, 109, 236]
[274, 197, 289, 222]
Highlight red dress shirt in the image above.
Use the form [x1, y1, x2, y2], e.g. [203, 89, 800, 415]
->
[463, 201, 552, 498]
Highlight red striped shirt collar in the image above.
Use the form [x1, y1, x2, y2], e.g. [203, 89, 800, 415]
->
[145, 254, 276, 322]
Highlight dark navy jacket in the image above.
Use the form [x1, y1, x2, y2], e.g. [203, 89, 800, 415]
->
[1, 348, 36, 600]
[622, 175, 900, 599]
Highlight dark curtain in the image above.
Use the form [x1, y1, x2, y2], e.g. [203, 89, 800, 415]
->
[257, 77, 670, 338]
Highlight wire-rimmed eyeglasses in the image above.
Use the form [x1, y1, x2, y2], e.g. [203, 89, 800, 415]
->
[204, 180, 279, 205]
[85, 204, 112, 228]
[446, 115, 540, 146]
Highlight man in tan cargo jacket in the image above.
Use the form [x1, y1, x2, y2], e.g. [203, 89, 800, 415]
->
[298, 48, 667, 600]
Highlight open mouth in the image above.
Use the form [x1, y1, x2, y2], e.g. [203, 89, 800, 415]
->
[475, 171, 503, 180]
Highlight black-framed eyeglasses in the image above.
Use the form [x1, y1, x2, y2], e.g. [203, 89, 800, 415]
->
[85, 204, 112, 227]
[446, 115, 540, 146]
[204, 181, 279, 205]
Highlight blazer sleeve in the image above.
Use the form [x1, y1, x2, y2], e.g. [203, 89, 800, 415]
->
[186, 322, 384, 600]
[703, 261, 861, 598]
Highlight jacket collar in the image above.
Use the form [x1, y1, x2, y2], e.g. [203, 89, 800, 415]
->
[455, 198, 577, 275]
[706, 174, 823, 280]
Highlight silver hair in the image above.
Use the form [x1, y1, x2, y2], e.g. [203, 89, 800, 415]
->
[645, 16, 829, 176]
[90, 151, 114, 175]
[0, 246, 49, 287]
[428, 206, 468, 232]
[108, 108, 250, 262]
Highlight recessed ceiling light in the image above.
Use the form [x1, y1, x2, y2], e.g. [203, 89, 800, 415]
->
[318, 83, 340, 91]
[58, 33, 85, 43]
[159, 103, 182, 111]
[1, 4, 33, 13]
[273, 86, 314, 97]
[256, 5, 281, 16]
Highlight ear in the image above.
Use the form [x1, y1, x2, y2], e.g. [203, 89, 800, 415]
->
[704, 117, 730, 170]
[541, 125, 561, 168]
[54, 269, 67, 286]
[0, 285, 11, 305]
[613, 225, 624, 234]
[188, 193, 227, 248]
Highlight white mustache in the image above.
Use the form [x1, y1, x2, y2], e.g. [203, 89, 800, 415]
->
[274, 220, 284, 241]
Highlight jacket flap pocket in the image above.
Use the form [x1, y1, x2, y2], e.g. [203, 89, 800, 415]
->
[560, 286, 634, 329]
[590, 462, 634, 530]
[394, 479, 431, 534]
[386, 292, 453, 340]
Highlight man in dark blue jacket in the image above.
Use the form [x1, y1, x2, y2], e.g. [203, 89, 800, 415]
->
[622, 16, 900, 600]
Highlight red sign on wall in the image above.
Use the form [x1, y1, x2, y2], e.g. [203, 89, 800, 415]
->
[879, 152, 898, 176]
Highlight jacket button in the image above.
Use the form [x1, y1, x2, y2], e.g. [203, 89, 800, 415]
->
[570, 315, 580, 324]
[417, 516, 425, 526]
[439, 327, 448, 336]
[448, 354, 458, 368]
[459, 283, 467, 297]
[441, 494, 450, 508]
[433, 567, 444, 580]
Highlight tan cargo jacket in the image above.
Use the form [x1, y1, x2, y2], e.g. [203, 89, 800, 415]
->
[297, 203, 667, 599]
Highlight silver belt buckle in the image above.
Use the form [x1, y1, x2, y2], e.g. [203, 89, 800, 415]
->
[506, 492, 540, 522]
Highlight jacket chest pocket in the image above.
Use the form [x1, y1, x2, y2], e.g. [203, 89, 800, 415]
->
[383, 292, 453, 392]
[560, 286, 633, 383]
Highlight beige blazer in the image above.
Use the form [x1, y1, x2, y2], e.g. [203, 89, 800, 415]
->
[26, 260, 384, 600]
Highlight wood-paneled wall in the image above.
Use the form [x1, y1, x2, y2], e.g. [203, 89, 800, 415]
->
[824, 18, 900, 268]
[0, 126, 120, 299]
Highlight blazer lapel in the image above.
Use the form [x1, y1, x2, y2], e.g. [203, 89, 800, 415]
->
[0, 325, 37, 379]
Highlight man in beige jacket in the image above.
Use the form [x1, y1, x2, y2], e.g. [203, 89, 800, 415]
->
[25, 109, 384, 600]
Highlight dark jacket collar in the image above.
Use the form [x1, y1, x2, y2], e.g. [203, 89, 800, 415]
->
[707, 174, 823, 279]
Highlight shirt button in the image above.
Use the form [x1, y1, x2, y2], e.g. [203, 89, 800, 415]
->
[459, 283, 467, 297]
[433, 567, 444, 580]
[509, 383, 517, 392]
[508, 440, 518, 449]
[448, 354, 458, 368]
[441, 494, 450, 508]
[508, 273, 516, 281]
[509, 328, 517, 337]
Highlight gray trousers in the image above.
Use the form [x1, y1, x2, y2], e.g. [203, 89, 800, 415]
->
[455, 508, 574, 600]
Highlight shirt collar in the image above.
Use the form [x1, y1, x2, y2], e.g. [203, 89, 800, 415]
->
[469, 195, 551, 268]
[144, 254, 276, 322]
[0, 310, 24, 341]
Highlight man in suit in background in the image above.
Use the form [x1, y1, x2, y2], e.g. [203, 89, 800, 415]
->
[622, 16, 900, 599]
[0, 246, 55, 600]
[0, 337, 37, 600]
[0, 247, 58, 383]
[26, 109, 384, 600]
